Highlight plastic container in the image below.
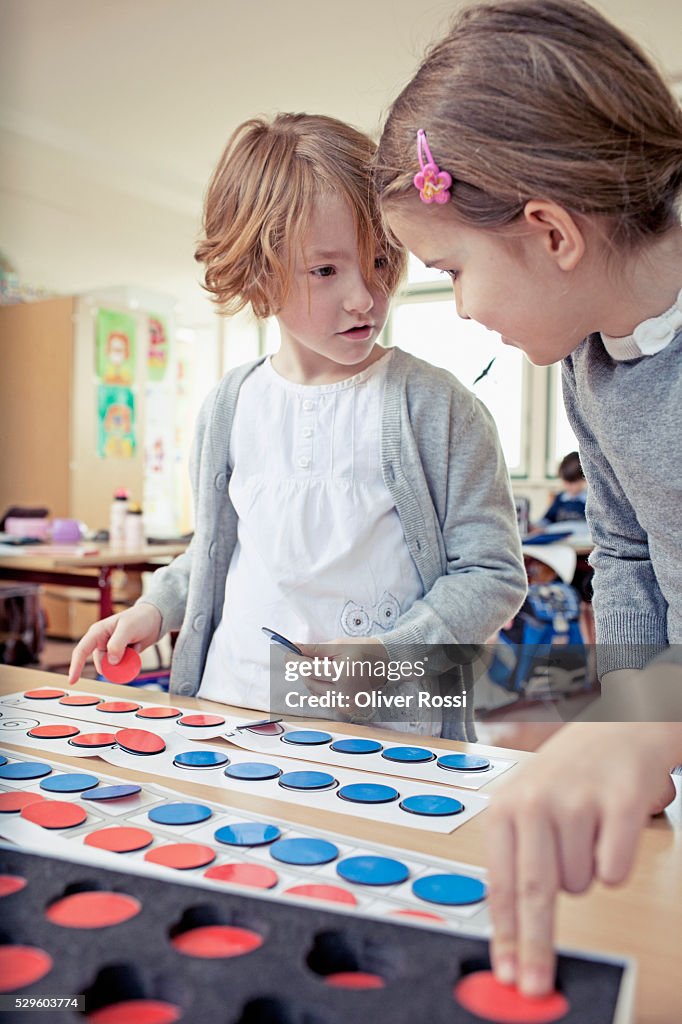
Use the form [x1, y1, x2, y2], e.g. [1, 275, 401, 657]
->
[109, 489, 129, 548]
[51, 518, 82, 544]
[124, 503, 146, 549]
[4, 517, 50, 540]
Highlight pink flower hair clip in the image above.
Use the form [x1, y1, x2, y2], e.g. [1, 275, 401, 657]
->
[413, 129, 452, 205]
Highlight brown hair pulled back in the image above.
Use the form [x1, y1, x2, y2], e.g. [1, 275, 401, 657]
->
[196, 113, 406, 318]
[376, 0, 682, 248]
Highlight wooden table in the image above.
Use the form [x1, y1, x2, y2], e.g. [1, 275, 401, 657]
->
[0, 543, 186, 619]
[1, 665, 680, 1023]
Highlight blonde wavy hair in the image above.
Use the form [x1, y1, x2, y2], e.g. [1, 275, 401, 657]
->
[375, 0, 682, 249]
[196, 113, 407, 317]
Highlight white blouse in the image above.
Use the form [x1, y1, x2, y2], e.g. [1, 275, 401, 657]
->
[199, 350, 435, 731]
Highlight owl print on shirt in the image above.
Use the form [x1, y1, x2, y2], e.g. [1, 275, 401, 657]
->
[340, 591, 401, 636]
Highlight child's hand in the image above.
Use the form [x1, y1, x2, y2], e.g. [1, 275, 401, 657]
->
[68, 604, 162, 685]
[486, 720, 680, 998]
[296, 637, 389, 714]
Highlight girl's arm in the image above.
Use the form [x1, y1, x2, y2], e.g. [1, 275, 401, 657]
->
[487, 714, 682, 997]
[382, 393, 527, 657]
[561, 359, 671, 675]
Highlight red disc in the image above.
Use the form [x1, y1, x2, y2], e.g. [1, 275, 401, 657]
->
[115, 728, 166, 755]
[246, 721, 282, 735]
[87, 1000, 182, 1024]
[204, 863, 278, 889]
[97, 701, 141, 714]
[171, 924, 263, 958]
[178, 713, 225, 728]
[101, 648, 141, 684]
[0, 945, 53, 991]
[454, 971, 570, 1024]
[0, 875, 27, 897]
[24, 688, 65, 699]
[85, 827, 154, 853]
[0, 792, 45, 813]
[59, 694, 103, 706]
[144, 843, 216, 870]
[69, 732, 117, 748]
[325, 972, 385, 989]
[46, 890, 141, 928]
[136, 706, 181, 720]
[284, 884, 357, 906]
[21, 800, 86, 829]
[390, 908, 447, 923]
[28, 724, 80, 739]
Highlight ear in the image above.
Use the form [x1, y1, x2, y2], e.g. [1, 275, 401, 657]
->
[523, 201, 585, 271]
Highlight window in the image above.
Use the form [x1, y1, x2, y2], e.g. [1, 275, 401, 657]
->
[547, 363, 579, 475]
[389, 257, 528, 474]
[389, 298, 526, 472]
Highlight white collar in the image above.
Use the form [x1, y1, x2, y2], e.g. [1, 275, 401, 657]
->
[601, 286, 682, 361]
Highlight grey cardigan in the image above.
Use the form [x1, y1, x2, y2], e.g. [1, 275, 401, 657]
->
[140, 348, 526, 699]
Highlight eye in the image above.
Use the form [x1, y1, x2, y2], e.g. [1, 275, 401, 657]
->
[311, 265, 335, 278]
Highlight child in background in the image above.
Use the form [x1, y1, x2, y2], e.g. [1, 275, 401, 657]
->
[69, 113, 526, 739]
[535, 451, 587, 533]
[374, 0, 682, 996]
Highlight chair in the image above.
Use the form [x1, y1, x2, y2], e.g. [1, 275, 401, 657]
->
[490, 582, 587, 696]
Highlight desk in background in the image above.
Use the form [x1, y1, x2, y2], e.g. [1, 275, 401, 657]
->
[0, 543, 186, 624]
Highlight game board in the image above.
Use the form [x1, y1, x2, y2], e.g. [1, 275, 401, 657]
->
[0, 692, 493, 835]
[0, 750, 491, 932]
[1, 687, 516, 789]
[0, 844, 635, 1023]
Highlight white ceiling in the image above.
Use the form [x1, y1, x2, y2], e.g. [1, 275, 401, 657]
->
[1, 0, 681, 324]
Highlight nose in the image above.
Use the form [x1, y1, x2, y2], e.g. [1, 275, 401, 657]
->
[452, 283, 470, 320]
[344, 271, 374, 315]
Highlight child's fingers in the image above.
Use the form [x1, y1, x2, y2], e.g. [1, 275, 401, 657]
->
[516, 810, 559, 997]
[304, 677, 336, 695]
[68, 627, 109, 685]
[486, 808, 518, 985]
[595, 798, 647, 886]
[555, 801, 598, 894]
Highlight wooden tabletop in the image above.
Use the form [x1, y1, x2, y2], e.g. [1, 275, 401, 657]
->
[1, 665, 680, 1023]
[0, 542, 187, 571]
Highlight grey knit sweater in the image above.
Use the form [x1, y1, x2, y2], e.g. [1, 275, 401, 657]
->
[562, 323, 682, 674]
[140, 347, 526, 698]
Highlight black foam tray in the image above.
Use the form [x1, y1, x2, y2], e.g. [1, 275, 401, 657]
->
[0, 846, 630, 1024]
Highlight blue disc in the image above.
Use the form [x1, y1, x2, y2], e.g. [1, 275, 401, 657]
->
[337, 855, 409, 887]
[40, 772, 99, 793]
[437, 753, 491, 772]
[412, 873, 486, 906]
[329, 738, 383, 755]
[224, 761, 281, 781]
[0, 756, 7, 766]
[83, 784, 141, 801]
[215, 822, 281, 847]
[338, 783, 399, 804]
[0, 761, 51, 781]
[399, 794, 464, 817]
[173, 750, 229, 769]
[148, 802, 212, 826]
[381, 746, 435, 764]
[270, 837, 339, 866]
[279, 771, 337, 791]
[281, 730, 333, 746]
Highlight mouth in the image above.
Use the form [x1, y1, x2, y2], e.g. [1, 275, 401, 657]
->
[337, 324, 374, 341]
